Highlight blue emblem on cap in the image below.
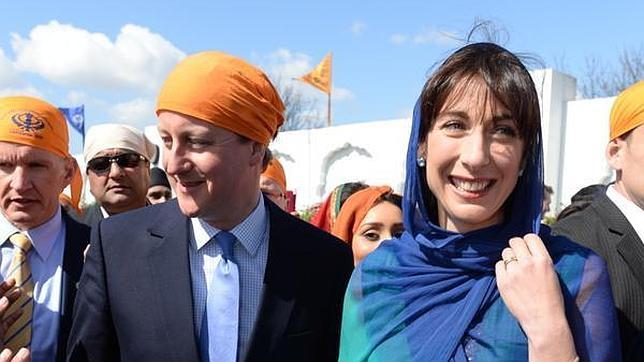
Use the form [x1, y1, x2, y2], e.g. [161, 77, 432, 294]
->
[11, 112, 46, 132]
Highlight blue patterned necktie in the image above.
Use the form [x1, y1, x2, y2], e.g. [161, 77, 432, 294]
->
[200, 231, 239, 362]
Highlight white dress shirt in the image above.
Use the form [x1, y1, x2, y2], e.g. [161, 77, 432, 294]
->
[0, 207, 65, 362]
[606, 185, 644, 243]
[189, 194, 270, 362]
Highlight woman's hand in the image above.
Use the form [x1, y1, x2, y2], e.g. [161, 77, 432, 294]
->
[495, 233, 578, 362]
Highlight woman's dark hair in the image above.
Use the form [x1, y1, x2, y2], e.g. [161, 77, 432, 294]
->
[336, 182, 369, 211]
[419, 42, 541, 154]
[377, 192, 403, 210]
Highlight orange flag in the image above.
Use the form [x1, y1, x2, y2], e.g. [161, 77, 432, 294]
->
[300, 53, 332, 94]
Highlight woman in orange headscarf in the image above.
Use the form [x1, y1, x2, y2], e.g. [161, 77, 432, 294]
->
[331, 186, 403, 266]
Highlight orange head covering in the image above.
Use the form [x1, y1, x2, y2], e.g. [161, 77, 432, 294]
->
[610, 80, 644, 141]
[156, 51, 285, 145]
[310, 182, 369, 232]
[331, 186, 393, 243]
[0, 96, 82, 211]
[261, 158, 286, 194]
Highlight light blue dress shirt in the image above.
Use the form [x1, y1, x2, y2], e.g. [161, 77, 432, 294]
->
[0, 207, 65, 362]
[189, 194, 269, 362]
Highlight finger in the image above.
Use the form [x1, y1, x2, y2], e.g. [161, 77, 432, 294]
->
[501, 247, 515, 261]
[0, 279, 15, 295]
[509, 236, 532, 260]
[0, 349, 13, 362]
[495, 260, 509, 289]
[0, 296, 9, 315]
[3, 308, 23, 328]
[4, 289, 21, 304]
[14, 348, 29, 362]
[523, 233, 551, 260]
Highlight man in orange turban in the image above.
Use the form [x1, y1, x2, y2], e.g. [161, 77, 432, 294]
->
[260, 154, 288, 211]
[554, 80, 644, 360]
[69, 51, 353, 362]
[0, 96, 89, 361]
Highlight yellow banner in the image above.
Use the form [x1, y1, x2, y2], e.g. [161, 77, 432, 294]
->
[300, 52, 332, 94]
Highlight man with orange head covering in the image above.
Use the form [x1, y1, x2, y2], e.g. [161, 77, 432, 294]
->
[0, 96, 89, 361]
[260, 154, 288, 210]
[554, 80, 644, 361]
[68, 51, 353, 362]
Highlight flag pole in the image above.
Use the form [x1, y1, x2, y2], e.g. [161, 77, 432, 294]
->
[327, 92, 331, 127]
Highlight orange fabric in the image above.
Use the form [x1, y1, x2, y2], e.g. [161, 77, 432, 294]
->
[300, 52, 332, 94]
[331, 186, 392, 244]
[610, 80, 644, 140]
[262, 158, 287, 194]
[156, 51, 285, 145]
[0, 96, 82, 211]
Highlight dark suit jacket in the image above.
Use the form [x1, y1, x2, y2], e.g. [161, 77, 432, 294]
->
[75, 203, 104, 229]
[553, 191, 644, 361]
[67, 198, 353, 362]
[56, 210, 91, 362]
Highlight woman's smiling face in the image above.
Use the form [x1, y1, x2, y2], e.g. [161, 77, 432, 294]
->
[423, 76, 525, 233]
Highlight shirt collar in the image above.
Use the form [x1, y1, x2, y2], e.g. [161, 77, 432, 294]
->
[606, 185, 644, 242]
[191, 193, 267, 257]
[0, 206, 63, 261]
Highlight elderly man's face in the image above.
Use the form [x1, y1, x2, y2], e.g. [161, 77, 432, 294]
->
[0, 142, 73, 230]
[86, 148, 150, 214]
[260, 175, 287, 210]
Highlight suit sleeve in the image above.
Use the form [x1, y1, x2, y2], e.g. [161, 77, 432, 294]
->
[67, 221, 120, 362]
[323, 243, 354, 361]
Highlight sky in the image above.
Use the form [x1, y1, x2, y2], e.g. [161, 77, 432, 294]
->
[0, 0, 642, 154]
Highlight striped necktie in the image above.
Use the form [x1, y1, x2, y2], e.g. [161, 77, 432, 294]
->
[199, 230, 239, 362]
[4, 233, 34, 351]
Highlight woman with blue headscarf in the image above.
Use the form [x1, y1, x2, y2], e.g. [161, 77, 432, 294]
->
[339, 43, 620, 361]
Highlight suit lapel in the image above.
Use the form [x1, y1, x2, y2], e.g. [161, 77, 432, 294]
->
[595, 194, 644, 290]
[56, 210, 90, 362]
[247, 200, 298, 359]
[146, 201, 200, 361]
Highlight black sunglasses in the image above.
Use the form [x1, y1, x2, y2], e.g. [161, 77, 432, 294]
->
[87, 153, 147, 173]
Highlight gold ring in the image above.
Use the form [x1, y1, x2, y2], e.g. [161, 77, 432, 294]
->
[504, 257, 518, 267]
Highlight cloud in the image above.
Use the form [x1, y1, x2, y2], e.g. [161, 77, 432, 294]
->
[390, 27, 459, 46]
[0, 47, 40, 97]
[332, 87, 355, 101]
[351, 21, 367, 36]
[11, 21, 185, 94]
[108, 97, 156, 128]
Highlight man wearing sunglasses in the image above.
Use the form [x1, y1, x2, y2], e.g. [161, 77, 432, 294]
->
[78, 124, 156, 227]
[68, 51, 353, 362]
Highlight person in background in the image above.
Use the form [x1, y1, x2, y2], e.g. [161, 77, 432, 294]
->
[0, 96, 89, 362]
[147, 167, 173, 205]
[542, 184, 553, 215]
[310, 182, 369, 232]
[331, 186, 403, 266]
[260, 156, 288, 211]
[68, 51, 353, 362]
[79, 123, 156, 227]
[340, 42, 619, 361]
[554, 81, 644, 361]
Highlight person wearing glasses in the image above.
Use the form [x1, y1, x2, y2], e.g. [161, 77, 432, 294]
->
[68, 51, 353, 362]
[0, 96, 89, 362]
[260, 153, 288, 211]
[78, 124, 156, 227]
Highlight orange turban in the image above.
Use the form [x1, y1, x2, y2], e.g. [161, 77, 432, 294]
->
[261, 158, 287, 194]
[156, 51, 285, 145]
[331, 186, 393, 243]
[0, 96, 82, 211]
[610, 80, 644, 141]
